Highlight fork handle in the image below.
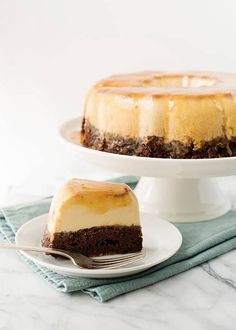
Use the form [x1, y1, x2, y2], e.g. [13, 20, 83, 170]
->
[0, 242, 70, 259]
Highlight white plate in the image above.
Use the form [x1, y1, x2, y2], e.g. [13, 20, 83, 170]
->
[15, 213, 182, 279]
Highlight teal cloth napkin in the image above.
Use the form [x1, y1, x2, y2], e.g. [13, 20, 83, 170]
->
[1, 176, 236, 302]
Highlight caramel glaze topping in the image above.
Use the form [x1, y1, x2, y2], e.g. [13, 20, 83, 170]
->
[82, 71, 236, 146]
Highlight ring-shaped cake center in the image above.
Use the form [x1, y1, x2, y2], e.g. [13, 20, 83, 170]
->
[141, 75, 217, 88]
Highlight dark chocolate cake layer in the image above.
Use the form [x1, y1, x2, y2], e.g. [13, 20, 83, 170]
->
[81, 119, 236, 159]
[42, 225, 143, 257]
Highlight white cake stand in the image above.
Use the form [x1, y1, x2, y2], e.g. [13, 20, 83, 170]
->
[59, 118, 236, 223]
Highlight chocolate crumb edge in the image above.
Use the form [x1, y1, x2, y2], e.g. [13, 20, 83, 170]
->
[81, 118, 236, 159]
[42, 225, 143, 257]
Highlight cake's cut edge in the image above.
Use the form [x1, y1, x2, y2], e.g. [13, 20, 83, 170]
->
[42, 225, 143, 257]
[41, 178, 142, 257]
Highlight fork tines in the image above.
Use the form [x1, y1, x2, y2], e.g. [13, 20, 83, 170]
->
[90, 251, 145, 269]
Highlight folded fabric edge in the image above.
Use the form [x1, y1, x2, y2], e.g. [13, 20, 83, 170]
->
[83, 236, 236, 302]
[0, 215, 129, 293]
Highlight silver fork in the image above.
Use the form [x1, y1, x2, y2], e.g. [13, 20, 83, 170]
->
[0, 242, 144, 269]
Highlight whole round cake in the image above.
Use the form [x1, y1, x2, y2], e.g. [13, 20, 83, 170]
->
[81, 71, 236, 158]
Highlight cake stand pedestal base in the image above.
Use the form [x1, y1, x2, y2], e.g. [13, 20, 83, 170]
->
[135, 177, 231, 222]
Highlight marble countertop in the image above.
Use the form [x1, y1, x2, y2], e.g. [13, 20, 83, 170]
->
[1, 247, 236, 329]
[1, 168, 236, 330]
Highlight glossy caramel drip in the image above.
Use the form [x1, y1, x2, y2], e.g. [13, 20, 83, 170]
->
[83, 71, 236, 145]
[94, 71, 236, 94]
[47, 179, 140, 233]
[65, 178, 128, 195]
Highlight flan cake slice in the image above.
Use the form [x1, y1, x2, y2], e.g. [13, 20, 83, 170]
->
[42, 179, 142, 256]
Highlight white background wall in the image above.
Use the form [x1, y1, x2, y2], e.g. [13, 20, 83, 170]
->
[1, 0, 236, 199]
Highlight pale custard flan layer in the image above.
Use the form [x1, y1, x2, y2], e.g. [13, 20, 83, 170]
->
[81, 71, 236, 158]
[42, 179, 142, 256]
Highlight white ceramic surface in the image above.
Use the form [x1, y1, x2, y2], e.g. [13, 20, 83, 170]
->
[135, 177, 231, 222]
[15, 213, 182, 279]
[59, 118, 236, 222]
